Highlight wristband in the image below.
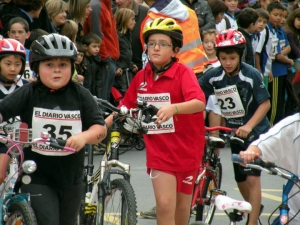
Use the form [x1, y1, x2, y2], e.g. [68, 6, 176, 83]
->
[175, 105, 179, 114]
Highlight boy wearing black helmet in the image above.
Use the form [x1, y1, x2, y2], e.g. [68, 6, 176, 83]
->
[0, 33, 107, 225]
[199, 29, 270, 225]
[106, 17, 206, 225]
[239, 70, 300, 225]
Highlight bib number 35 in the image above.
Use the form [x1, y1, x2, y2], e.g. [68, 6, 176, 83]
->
[43, 124, 72, 139]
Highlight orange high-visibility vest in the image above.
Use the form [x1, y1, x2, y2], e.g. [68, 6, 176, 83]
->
[140, 7, 208, 74]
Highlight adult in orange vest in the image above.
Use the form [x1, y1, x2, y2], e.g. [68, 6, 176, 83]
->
[140, 0, 209, 76]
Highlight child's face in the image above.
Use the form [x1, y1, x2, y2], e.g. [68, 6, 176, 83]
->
[219, 51, 240, 74]
[76, 52, 84, 65]
[147, 34, 177, 69]
[52, 9, 67, 27]
[279, 10, 288, 27]
[7, 23, 30, 45]
[203, 33, 216, 56]
[268, 8, 283, 27]
[224, 0, 238, 14]
[216, 12, 225, 24]
[294, 17, 300, 30]
[127, 16, 136, 31]
[0, 55, 22, 81]
[85, 41, 100, 57]
[38, 58, 71, 90]
[255, 17, 268, 33]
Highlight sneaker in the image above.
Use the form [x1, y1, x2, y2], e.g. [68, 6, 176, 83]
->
[140, 206, 156, 219]
[189, 222, 207, 225]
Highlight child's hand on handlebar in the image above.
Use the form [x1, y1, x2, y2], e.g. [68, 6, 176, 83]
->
[236, 124, 252, 138]
[66, 134, 87, 152]
[154, 104, 176, 125]
[239, 150, 260, 163]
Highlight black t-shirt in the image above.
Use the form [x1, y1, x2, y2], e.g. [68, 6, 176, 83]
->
[0, 82, 105, 187]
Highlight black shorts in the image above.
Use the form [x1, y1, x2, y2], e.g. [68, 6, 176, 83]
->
[230, 140, 261, 183]
[0, 143, 8, 154]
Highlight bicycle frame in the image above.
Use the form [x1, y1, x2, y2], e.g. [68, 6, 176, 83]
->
[271, 174, 299, 225]
[0, 154, 32, 225]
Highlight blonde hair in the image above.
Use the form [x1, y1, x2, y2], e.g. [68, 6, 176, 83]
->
[68, 0, 91, 23]
[60, 20, 78, 42]
[115, 8, 135, 34]
[45, 0, 67, 20]
[201, 29, 217, 40]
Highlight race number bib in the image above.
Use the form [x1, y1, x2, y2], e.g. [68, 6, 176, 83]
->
[32, 108, 82, 156]
[24, 61, 33, 79]
[270, 38, 278, 60]
[138, 93, 175, 134]
[214, 85, 245, 118]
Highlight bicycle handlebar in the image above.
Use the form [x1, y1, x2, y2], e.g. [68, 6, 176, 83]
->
[231, 154, 293, 179]
[95, 97, 159, 124]
[205, 126, 244, 143]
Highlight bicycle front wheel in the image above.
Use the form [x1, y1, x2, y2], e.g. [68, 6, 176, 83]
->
[102, 178, 137, 225]
[6, 202, 37, 225]
[196, 162, 222, 224]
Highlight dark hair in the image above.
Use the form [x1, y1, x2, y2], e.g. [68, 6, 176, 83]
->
[25, 29, 48, 49]
[237, 8, 259, 28]
[208, 0, 228, 20]
[285, 8, 300, 46]
[75, 42, 85, 53]
[13, 0, 47, 12]
[256, 8, 269, 21]
[7, 17, 29, 32]
[267, 1, 285, 13]
[81, 33, 101, 46]
[216, 47, 244, 61]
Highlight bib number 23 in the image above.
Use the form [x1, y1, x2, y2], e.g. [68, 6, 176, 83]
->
[43, 124, 72, 139]
[218, 97, 235, 110]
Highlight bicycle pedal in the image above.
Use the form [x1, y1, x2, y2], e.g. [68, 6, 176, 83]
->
[211, 189, 226, 196]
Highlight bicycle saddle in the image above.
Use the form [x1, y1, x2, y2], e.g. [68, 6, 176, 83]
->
[215, 195, 252, 213]
[208, 136, 225, 148]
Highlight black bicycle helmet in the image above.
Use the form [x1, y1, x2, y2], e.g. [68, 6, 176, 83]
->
[29, 33, 77, 70]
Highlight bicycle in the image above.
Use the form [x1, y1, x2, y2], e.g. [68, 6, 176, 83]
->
[232, 154, 300, 225]
[77, 98, 158, 225]
[0, 122, 76, 225]
[191, 126, 244, 224]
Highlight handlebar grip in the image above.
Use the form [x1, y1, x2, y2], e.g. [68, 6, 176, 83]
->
[231, 154, 276, 168]
[49, 138, 66, 149]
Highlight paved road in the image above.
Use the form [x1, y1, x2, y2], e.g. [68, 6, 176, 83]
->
[91, 146, 285, 225]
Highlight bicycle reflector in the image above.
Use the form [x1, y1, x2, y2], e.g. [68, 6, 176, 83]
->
[22, 160, 37, 174]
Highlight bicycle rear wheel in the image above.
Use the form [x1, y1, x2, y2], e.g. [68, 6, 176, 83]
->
[6, 201, 37, 225]
[195, 162, 222, 224]
[102, 178, 137, 225]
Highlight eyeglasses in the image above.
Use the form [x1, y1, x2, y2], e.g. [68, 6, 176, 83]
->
[147, 41, 172, 49]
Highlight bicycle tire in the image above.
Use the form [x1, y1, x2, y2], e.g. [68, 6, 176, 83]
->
[102, 178, 137, 225]
[195, 162, 222, 224]
[134, 138, 145, 151]
[5, 201, 37, 225]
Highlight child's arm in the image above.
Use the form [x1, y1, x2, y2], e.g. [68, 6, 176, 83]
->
[235, 99, 270, 138]
[255, 52, 261, 72]
[66, 124, 107, 151]
[280, 45, 291, 56]
[155, 99, 205, 125]
[275, 53, 294, 65]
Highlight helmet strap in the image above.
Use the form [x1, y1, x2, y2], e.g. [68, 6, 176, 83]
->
[149, 58, 176, 75]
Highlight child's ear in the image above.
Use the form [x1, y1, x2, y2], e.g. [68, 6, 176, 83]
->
[174, 47, 180, 54]
[83, 44, 88, 50]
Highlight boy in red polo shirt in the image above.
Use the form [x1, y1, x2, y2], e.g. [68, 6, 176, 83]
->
[106, 18, 206, 225]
